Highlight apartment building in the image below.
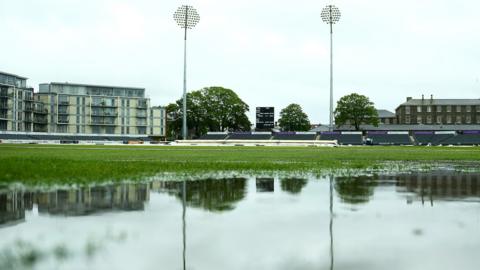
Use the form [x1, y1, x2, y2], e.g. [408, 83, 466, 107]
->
[396, 95, 480, 125]
[0, 71, 36, 132]
[0, 71, 166, 137]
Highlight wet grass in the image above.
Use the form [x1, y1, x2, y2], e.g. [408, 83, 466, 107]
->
[1, 144, 480, 184]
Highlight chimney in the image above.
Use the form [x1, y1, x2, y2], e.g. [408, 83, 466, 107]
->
[421, 94, 424, 104]
[430, 94, 433, 104]
[406, 97, 412, 101]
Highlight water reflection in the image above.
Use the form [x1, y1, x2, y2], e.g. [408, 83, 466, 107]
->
[280, 178, 308, 194]
[1, 173, 480, 270]
[256, 178, 274, 192]
[152, 178, 247, 212]
[0, 183, 149, 226]
[396, 172, 480, 204]
[334, 175, 378, 204]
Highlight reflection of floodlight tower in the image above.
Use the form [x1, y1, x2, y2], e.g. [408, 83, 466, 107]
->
[173, 5, 200, 139]
[321, 5, 341, 131]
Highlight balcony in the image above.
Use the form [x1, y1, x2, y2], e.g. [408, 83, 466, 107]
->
[91, 102, 117, 108]
[59, 101, 69, 106]
[90, 121, 117, 126]
[58, 119, 69, 124]
[58, 111, 70, 115]
[34, 108, 48, 115]
[91, 112, 118, 117]
[33, 118, 48, 124]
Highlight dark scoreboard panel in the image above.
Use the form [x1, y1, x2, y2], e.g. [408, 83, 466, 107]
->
[256, 107, 274, 130]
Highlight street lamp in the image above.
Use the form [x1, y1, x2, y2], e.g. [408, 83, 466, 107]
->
[321, 5, 341, 131]
[173, 5, 200, 139]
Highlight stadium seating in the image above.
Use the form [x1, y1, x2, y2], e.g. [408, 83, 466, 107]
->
[319, 132, 363, 145]
[227, 132, 272, 140]
[413, 132, 455, 146]
[272, 132, 317, 140]
[441, 132, 480, 145]
[198, 133, 228, 140]
[366, 132, 412, 145]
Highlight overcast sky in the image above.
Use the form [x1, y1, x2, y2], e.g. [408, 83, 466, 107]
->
[1, 0, 479, 124]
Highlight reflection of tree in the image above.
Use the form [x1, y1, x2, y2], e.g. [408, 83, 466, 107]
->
[161, 179, 247, 212]
[280, 178, 307, 195]
[334, 176, 377, 204]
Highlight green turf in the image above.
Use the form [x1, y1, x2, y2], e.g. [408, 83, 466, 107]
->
[0, 144, 479, 184]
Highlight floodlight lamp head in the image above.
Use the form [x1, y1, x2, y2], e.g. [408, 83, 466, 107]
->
[321, 5, 341, 24]
[173, 5, 200, 29]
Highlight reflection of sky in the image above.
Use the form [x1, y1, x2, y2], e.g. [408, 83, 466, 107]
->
[0, 176, 479, 270]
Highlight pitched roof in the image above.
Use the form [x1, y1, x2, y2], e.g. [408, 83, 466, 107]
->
[377, 109, 395, 118]
[399, 99, 480, 106]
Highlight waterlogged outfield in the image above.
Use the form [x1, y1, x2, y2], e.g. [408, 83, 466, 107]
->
[1, 144, 480, 184]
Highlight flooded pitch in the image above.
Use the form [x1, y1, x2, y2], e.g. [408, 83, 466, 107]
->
[1, 171, 479, 270]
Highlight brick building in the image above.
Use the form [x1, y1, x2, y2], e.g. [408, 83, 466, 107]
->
[395, 95, 480, 125]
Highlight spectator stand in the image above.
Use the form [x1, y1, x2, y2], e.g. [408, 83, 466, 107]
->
[366, 131, 412, 146]
[272, 131, 317, 140]
[320, 131, 363, 145]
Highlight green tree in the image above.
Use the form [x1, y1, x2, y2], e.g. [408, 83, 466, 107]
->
[169, 86, 251, 138]
[165, 103, 180, 140]
[334, 93, 379, 131]
[278, 103, 311, 131]
[200, 87, 251, 132]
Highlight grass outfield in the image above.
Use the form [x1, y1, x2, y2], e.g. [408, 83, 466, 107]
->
[1, 144, 480, 184]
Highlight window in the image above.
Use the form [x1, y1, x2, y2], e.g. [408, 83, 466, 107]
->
[76, 125, 80, 133]
[466, 115, 471, 124]
[456, 116, 462, 124]
[405, 115, 410, 124]
[466, 106, 472, 112]
[405, 106, 410, 114]
[427, 106, 431, 113]
[477, 106, 480, 112]
[426, 115, 432, 124]
[436, 116, 442, 124]
[447, 105, 452, 112]
[456, 106, 461, 112]
[417, 106, 422, 113]
[58, 95, 69, 105]
[417, 116, 422, 124]
[447, 115, 452, 123]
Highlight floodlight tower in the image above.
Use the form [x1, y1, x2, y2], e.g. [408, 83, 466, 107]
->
[321, 5, 341, 131]
[174, 5, 200, 139]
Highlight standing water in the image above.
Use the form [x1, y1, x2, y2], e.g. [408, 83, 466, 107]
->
[1, 171, 479, 270]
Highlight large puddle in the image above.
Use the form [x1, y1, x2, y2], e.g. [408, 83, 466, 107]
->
[1, 171, 480, 270]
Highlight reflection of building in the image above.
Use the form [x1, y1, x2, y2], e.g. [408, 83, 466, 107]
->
[0, 191, 32, 226]
[256, 178, 274, 192]
[36, 184, 149, 215]
[396, 173, 480, 202]
[0, 183, 149, 220]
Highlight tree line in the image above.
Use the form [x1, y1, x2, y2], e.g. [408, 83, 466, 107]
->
[166, 86, 378, 139]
